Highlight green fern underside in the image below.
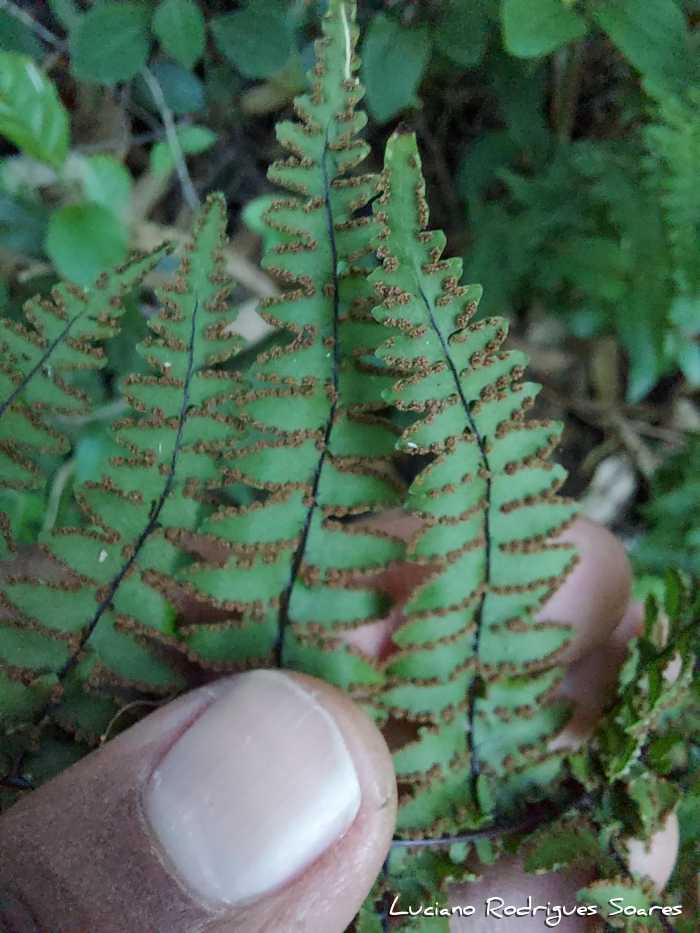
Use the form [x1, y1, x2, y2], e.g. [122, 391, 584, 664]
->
[0, 0, 581, 831]
[368, 131, 578, 837]
[0, 194, 243, 751]
[1, 2, 699, 931]
[179, 0, 404, 685]
[0, 246, 171, 559]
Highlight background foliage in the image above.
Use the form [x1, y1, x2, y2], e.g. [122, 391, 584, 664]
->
[1, 0, 700, 928]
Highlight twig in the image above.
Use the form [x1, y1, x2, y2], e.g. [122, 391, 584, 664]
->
[551, 38, 586, 143]
[140, 66, 200, 212]
[541, 387, 673, 477]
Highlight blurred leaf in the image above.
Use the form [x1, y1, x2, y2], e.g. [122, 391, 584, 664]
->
[677, 789, 700, 846]
[0, 192, 49, 255]
[0, 53, 69, 169]
[456, 129, 521, 207]
[139, 60, 204, 115]
[0, 10, 43, 58]
[80, 155, 132, 222]
[70, 2, 150, 85]
[49, 0, 82, 30]
[491, 57, 550, 160]
[591, 0, 695, 95]
[361, 15, 432, 124]
[677, 341, 700, 383]
[153, 0, 205, 69]
[211, 1, 293, 79]
[149, 125, 217, 176]
[46, 203, 128, 288]
[204, 60, 243, 110]
[0, 490, 44, 547]
[73, 430, 124, 485]
[635, 433, 700, 575]
[502, 0, 588, 58]
[434, 0, 496, 69]
[670, 295, 700, 337]
[240, 55, 306, 115]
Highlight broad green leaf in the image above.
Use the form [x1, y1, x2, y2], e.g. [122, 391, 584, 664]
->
[49, 0, 82, 30]
[502, 0, 588, 58]
[153, 0, 205, 69]
[80, 155, 132, 222]
[211, 1, 293, 79]
[361, 14, 432, 124]
[434, 0, 496, 69]
[0, 53, 69, 168]
[591, 0, 695, 96]
[0, 10, 43, 57]
[70, 2, 150, 85]
[46, 203, 128, 288]
[0, 191, 49, 254]
[149, 125, 217, 176]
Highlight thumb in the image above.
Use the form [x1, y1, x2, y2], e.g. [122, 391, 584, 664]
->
[0, 671, 397, 933]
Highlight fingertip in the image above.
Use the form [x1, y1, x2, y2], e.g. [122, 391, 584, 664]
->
[548, 599, 645, 751]
[626, 812, 679, 893]
[538, 518, 632, 664]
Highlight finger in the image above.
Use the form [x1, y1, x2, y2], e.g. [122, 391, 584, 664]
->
[346, 517, 633, 663]
[549, 599, 645, 750]
[449, 857, 598, 932]
[626, 811, 679, 892]
[536, 517, 632, 664]
[0, 671, 397, 933]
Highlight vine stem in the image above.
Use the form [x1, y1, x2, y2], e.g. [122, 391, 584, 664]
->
[140, 66, 201, 212]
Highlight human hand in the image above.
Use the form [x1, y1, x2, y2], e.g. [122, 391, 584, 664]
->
[0, 519, 677, 933]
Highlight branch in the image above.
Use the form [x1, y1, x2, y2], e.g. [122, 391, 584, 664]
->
[140, 66, 201, 212]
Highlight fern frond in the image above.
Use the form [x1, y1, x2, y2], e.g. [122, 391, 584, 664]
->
[0, 245, 172, 558]
[645, 88, 700, 297]
[179, 0, 403, 692]
[0, 194, 242, 767]
[370, 130, 579, 839]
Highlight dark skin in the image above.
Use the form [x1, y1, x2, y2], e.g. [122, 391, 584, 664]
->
[0, 519, 677, 933]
